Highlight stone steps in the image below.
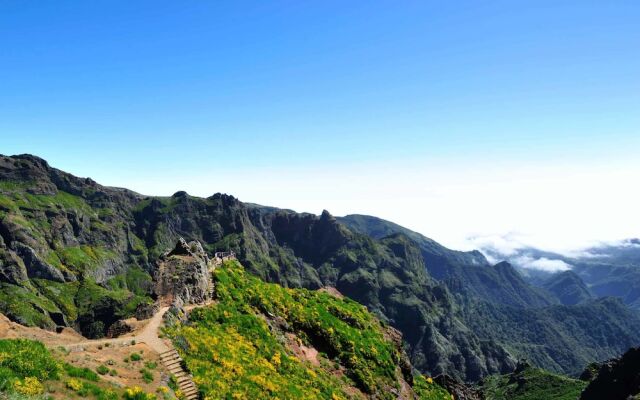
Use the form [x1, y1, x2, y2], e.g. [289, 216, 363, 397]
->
[159, 349, 199, 400]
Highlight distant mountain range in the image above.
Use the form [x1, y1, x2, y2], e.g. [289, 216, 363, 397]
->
[477, 240, 640, 309]
[1, 153, 639, 384]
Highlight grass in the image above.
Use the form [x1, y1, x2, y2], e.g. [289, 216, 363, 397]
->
[63, 363, 100, 382]
[32, 279, 79, 322]
[54, 245, 117, 275]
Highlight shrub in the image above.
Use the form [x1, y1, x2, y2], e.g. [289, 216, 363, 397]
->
[140, 368, 153, 383]
[123, 386, 157, 400]
[66, 378, 83, 391]
[144, 361, 157, 370]
[63, 363, 100, 381]
[130, 353, 142, 362]
[96, 365, 110, 375]
[13, 376, 44, 395]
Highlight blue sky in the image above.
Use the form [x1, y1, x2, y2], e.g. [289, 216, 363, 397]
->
[2, 1, 639, 251]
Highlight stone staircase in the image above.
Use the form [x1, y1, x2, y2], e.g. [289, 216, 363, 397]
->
[160, 349, 199, 400]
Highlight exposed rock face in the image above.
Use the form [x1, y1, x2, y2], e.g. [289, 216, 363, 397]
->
[0, 248, 28, 284]
[580, 347, 640, 400]
[14, 243, 66, 282]
[434, 375, 483, 400]
[106, 319, 133, 338]
[135, 302, 158, 320]
[154, 238, 212, 306]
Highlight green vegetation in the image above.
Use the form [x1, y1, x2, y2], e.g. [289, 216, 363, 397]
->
[63, 363, 100, 382]
[166, 260, 449, 399]
[129, 353, 142, 362]
[481, 364, 587, 400]
[0, 283, 60, 329]
[0, 339, 165, 399]
[0, 339, 60, 394]
[413, 376, 453, 400]
[55, 245, 117, 275]
[144, 362, 157, 370]
[33, 279, 80, 321]
[139, 368, 154, 383]
[96, 365, 110, 375]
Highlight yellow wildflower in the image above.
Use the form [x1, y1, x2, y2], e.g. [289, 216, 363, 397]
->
[272, 352, 281, 366]
[66, 378, 83, 391]
[14, 377, 44, 395]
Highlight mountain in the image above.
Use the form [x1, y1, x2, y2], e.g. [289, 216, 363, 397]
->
[338, 215, 555, 308]
[480, 241, 640, 310]
[542, 270, 593, 305]
[1, 154, 639, 383]
[481, 361, 586, 400]
[0, 154, 514, 381]
[461, 296, 640, 376]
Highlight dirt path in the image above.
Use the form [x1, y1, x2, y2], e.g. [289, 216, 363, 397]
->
[135, 306, 170, 353]
[64, 306, 170, 352]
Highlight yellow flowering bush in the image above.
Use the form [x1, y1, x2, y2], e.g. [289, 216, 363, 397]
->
[13, 376, 44, 395]
[123, 385, 157, 400]
[66, 378, 83, 391]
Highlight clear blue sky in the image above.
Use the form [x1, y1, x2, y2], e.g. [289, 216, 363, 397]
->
[2, 1, 640, 251]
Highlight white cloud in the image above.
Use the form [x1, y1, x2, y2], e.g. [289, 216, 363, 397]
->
[512, 255, 572, 272]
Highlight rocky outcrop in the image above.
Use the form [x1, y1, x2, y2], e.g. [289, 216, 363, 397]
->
[106, 319, 133, 338]
[135, 302, 159, 320]
[0, 248, 28, 284]
[14, 243, 66, 282]
[580, 347, 640, 400]
[154, 238, 212, 306]
[434, 375, 483, 400]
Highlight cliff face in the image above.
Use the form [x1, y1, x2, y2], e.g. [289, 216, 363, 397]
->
[580, 347, 640, 400]
[1, 154, 639, 383]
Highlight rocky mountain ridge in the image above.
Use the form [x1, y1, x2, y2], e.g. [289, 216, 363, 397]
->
[1, 154, 639, 383]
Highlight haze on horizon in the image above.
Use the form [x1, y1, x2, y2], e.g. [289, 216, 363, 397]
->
[2, 1, 639, 255]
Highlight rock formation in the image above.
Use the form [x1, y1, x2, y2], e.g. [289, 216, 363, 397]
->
[154, 238, 212, 307]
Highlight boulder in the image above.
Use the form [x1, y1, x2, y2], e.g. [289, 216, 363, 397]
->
[106, 320, 133, 338]
[135, 302, 159, 320]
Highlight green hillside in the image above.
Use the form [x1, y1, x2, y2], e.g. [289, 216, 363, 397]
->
[165, 260, 450, 400]
[481, 363, 586, 400]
